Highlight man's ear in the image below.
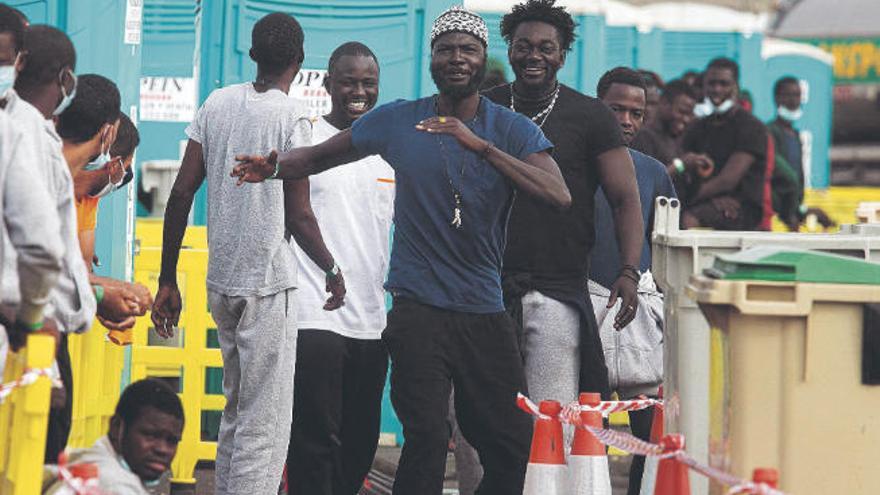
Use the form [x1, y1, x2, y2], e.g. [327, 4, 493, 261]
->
[14, 51, 24, 74]
[109, 416, 124, 447]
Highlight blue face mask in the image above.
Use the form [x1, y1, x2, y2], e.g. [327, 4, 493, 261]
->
[53, 69, 77, 116]
[0, 64, 15, 97]
[84, 128, 112, 171]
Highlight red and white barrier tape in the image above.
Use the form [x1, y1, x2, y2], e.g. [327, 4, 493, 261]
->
[575, 398, 662, 415]
[517, 392, 786, 495]
[0, 367, 56, 403]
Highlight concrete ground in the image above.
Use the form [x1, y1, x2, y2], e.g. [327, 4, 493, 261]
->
[177, 442, 636, 494]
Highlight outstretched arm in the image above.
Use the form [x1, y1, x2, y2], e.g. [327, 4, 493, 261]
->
[596, 146, 644, 330]
[415, 117, 571, 210]
[152, 139, 206, 337]
[284, 179, 345, 310]
[232, 130, 367, 184]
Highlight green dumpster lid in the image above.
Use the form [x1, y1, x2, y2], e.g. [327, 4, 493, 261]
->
[705, 246, 880, 284]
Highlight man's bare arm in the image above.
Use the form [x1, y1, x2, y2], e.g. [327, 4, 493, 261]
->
[692, 151, 755, 202]
[233, 130, 367, 183]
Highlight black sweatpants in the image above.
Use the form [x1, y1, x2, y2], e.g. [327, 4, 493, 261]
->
[627, 405, 656, 495]
[287, 329, 388, 495]
[44, 333, 72, 463]
[383, 298, 533, 495]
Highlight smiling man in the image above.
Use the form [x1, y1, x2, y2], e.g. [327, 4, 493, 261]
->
[232, 7, 571, 493]
[483, 0, 643, 411]
[42, 379, 184, 495]
[285, 42, 394, 495]
[680, 57, 767, 230]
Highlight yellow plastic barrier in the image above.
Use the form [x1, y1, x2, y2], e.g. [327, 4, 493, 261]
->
[0, 334, 56, 494]
[772, 186, 880, 232]
[130, 244, 222, 485]
[67, 324, 126, 449]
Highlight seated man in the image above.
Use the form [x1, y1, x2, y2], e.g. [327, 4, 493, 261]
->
[43, 378, 184, 494]
[679, 57, 768, 231]
[592, 67, 675, 495]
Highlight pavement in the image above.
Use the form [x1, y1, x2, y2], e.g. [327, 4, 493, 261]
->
[177, 439, 637, 494]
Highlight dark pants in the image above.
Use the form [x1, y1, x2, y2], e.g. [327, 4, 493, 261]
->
[287, 329, 388, 495]
[44, 334, 72, 463]
[383, 298, 533, 495]
[626, 405, 656, 495]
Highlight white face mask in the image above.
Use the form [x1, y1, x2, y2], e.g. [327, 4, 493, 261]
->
[695, 97, 735, 117]
[0, 54, 19, 97]
[777, 105, 803, 122]
[53, 69, 77, 116]
[85, 127, 112, 171]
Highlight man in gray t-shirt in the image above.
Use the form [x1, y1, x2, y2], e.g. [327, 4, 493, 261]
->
[151, 13, 344, 494]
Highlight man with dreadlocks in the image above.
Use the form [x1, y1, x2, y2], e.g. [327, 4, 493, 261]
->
[233, 7, 570, 493]
[484, 0, 643, 410]
[151, 12, 343, 494]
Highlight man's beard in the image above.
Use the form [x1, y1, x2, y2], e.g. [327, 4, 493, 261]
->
[431, 62, 487, 100]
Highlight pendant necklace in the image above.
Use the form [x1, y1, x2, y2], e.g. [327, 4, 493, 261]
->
[434, 96, 480, 230]
[510, 82, 560, 128]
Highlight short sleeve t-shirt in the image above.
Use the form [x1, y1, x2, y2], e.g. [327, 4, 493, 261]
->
[682, 108, 767, 212]
[631, 123, 681, 166]
[351, 96, 551, 313]
[590, 149, 677, 289]
[76, 197, 99, 233]
[186, 83, 310, 297]
[294, 117, 395, 339]
[483, 84, 625, 284]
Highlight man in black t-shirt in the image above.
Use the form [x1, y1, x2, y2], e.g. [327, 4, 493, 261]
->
[680, 57, 768, 230]
[483, 0, 643, 407]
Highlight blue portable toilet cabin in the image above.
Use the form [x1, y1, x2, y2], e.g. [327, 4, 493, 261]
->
[757, 38, 834, 189]
[7, 0, 142, 284]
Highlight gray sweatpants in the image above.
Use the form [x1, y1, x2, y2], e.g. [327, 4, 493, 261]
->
[208, 288, 297, 495]
[453, 290, 581, 490]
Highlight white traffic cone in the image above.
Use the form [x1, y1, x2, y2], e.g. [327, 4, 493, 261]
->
[569, 392, 611, 494]
[523, 400, 571, 495]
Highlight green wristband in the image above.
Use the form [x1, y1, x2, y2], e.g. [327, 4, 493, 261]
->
[93, 284, 105, 304]
[673, 158, 685, 174]
[19, 319, 43, 331]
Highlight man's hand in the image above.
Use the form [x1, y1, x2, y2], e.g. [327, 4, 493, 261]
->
[98, 278, 152, 315]
[5, 317, 60, 352]
[231, 150, 278, 185]
[98, 282, 144, 322]
[712, 196, 741, 221]
[416, 117, 486, 153]
[608, 276, 638, 330]
[97, 314, 136, 331]
[806, 207, 835, 228]
[324, 271, 346, 311]
[682, 153, 715, 178]
[151, 282, 182, 339]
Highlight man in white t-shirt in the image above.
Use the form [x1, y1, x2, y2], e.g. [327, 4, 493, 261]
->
[285, 42, 394, 495]
[151, 13, 344, 495]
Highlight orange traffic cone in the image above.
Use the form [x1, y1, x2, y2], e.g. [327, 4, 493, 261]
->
[640, 391, 665, 495]
[523, 400, 570, 495]
[752, 468, 779, 491]
[569, 392, 611, 494]
[653, 434, 690, 495]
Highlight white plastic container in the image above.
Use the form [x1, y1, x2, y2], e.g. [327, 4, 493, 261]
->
[650, 197, 880, 495]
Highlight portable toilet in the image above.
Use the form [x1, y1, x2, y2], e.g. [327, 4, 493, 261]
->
[758, 38, 834, 189]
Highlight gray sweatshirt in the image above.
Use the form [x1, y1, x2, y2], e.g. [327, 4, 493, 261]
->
[1, 90, 96, 333]
[0, 107, 63, 325]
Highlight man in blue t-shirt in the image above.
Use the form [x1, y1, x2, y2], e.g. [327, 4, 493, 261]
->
[232, 7, 570, 493]
[593, 67, 676, 495]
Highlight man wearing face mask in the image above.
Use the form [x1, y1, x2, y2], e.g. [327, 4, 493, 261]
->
[57, 73, 152, 330]
[679, 57, 768, 230]
[767, 76, 833, 231]
[74, 113, 138, 273]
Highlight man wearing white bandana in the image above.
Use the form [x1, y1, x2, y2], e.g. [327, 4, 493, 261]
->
[680, 57, 768, 230]
[233, 6, 571, 493]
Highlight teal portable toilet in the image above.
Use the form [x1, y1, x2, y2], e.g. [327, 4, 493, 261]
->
[7, 0, 142, 285]
[758, 38, 834, 188]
